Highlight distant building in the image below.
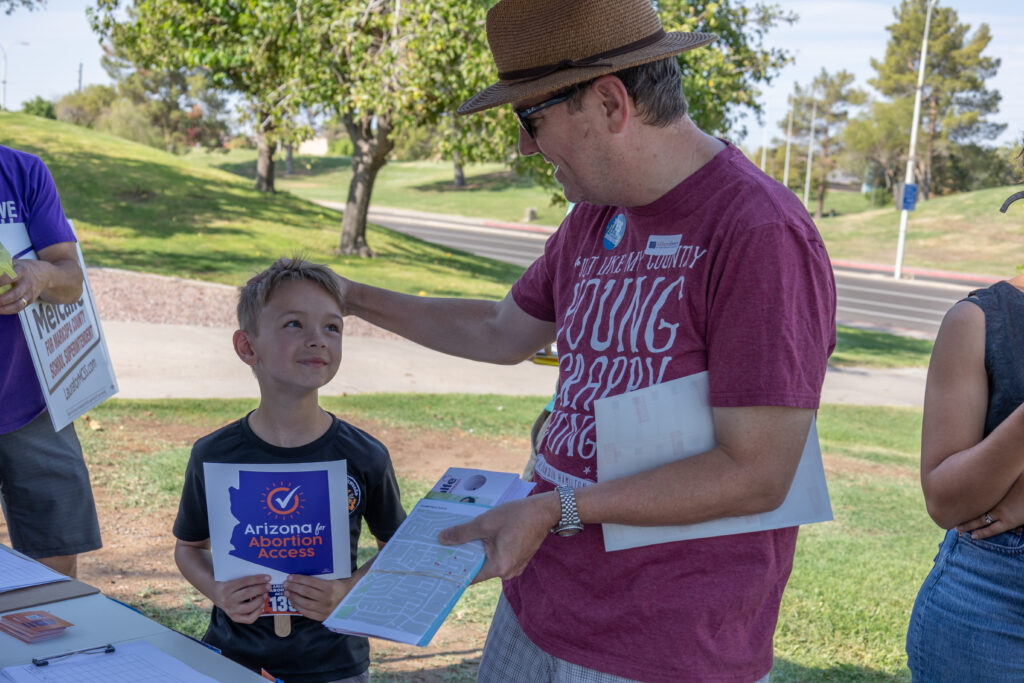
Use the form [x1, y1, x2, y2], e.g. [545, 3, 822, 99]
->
[298, 137, 328, 156]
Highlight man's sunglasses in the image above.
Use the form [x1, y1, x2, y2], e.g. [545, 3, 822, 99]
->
[514, 93, 570, 139]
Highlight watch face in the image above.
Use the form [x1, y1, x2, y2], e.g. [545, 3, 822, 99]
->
[554, 526, 583, 537]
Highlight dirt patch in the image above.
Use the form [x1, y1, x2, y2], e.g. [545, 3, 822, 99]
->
[822, 452, 917, 482]
[0, 416, 529, 681]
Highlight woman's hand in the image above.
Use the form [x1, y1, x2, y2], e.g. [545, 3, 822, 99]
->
[958, 472, 1024, 539]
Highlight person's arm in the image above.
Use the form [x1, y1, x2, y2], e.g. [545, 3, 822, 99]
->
[960, 472, 1024, 539]
[342, 280, 554, 364]
[440, 404, 813, 582]
[174, 538, 271, 624]
[919, 301, 1024, 529]
[0, 241, 83, 315]
[283, 540, 386, 622]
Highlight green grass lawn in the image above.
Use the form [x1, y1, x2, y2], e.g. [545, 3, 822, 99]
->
[816, 184, 1023, 276]
[77, 397, 934, 681]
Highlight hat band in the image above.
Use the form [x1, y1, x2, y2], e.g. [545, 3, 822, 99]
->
[497, 29, 667, 82]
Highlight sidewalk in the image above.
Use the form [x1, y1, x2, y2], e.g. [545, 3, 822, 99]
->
[103, 320, 925, 407]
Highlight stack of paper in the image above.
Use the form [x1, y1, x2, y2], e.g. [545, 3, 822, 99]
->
[323, 468, 534, 646]
[0, 611, 72, 643]
[0, 550, 70, 594]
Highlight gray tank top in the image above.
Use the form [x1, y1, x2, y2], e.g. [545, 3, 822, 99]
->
[965, 281, 1024, 437]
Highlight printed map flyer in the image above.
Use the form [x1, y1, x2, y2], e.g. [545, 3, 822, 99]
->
[0, 221, 118, 432]
[204, 461, 350, 617]
[324, 468, 533, 646]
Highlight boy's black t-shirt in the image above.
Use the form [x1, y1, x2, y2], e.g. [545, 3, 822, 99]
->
[174, 413, 406, 683]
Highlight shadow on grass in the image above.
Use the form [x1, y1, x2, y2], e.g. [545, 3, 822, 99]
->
[773, 658, 908, 682]
[411, 170, 535, 194]
[42, 149, 345, 279]
[213, 155, 354, 179]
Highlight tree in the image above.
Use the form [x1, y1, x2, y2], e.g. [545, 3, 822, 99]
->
[786, 69, 865, 217]
[661, 1, 797, 139]
[2, 0, 43, 13]
[100, 48, 230, 153]
[869, 0, 1003, 199]
[90, 1, 304, 192]
[293, 0, 498, 256]
[54, 84, 118, 127]
[844, 98, 914, 203]
[21, 95, 55, 119]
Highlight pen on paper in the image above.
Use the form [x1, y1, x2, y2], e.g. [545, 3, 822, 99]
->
[32, 643, 115, 666]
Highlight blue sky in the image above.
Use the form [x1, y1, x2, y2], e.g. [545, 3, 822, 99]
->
[2, 0, 1022, 147]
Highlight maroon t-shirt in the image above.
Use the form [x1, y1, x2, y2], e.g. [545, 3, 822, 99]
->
[507, 143, 836, 682]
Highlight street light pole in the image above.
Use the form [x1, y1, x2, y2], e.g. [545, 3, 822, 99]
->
[894, 0, 938, 280]
[0, 42, 7, 111]
[0, 41, 30, 112]
[783, 106, 793, 188]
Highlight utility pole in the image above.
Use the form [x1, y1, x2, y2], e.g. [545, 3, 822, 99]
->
[783, 106, 793, 188]
[802, 99, 817, 211]
[894, 0, 938, 280]
[78, 62, 83, 93]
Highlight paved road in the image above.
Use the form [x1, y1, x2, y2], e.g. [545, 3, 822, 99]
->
[323, 202, 996, 339]
[833, 270, 973, 339]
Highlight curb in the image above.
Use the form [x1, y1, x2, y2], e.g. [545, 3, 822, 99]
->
[830, 259, 1001, 287]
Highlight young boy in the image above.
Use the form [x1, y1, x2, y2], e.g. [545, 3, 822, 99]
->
[173, 258, 406, 682]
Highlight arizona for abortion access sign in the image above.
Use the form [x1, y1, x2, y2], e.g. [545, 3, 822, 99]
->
[204, 461, 351, 616]
[0, 221, 118, 432]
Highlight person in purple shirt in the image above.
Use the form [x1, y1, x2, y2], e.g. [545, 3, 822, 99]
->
[0, 144, 102, 577]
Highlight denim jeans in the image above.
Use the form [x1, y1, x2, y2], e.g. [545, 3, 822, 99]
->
[906, 527, 1024, 681]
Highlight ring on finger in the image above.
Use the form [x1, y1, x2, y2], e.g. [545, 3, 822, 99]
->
[985, 513, 995, 525]
[19, 297, 27, 309]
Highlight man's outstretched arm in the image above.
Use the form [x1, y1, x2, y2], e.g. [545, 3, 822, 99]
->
[342, 279, 555, 365]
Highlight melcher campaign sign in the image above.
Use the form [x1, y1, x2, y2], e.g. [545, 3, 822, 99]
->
[204, 461, 350, 616]
[0, 221, 118, 432]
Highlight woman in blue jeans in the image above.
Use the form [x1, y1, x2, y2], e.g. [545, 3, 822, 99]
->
[905, 178, 1024, 680]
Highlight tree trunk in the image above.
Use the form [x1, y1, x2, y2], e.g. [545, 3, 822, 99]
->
[285, 142, 295, 175]
[254, 115, 276, 193]
[453, 151, 466, 187]
[338, 112, 394, 257]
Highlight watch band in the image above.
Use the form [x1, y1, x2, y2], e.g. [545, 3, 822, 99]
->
[551, 485, 583, 536]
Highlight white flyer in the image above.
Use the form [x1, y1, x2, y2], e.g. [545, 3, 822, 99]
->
[595, 371, 832, 551]
[0, 220, 118, 432]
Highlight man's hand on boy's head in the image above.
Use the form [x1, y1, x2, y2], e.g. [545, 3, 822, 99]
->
[212, 574, 271, 624]
[282, 574, 353, 622]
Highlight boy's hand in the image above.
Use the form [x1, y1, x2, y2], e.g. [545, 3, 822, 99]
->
[283, 574, 353, 622]
[212, 574, 271, 624]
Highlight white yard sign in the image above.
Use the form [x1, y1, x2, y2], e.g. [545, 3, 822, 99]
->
[0, 221, 117, 431]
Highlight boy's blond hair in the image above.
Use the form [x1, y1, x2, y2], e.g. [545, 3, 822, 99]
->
[237, 258, 345, 333]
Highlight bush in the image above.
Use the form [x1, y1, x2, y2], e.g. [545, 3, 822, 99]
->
[225, 134, 256, 150]
[327, 137, 353, 156]
[21, 96, 55, 119]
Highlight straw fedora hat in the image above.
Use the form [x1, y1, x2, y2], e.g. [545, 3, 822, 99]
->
[457, 0, 718, 115]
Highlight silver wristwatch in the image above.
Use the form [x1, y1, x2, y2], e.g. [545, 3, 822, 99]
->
[551, 485, 583, 537]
